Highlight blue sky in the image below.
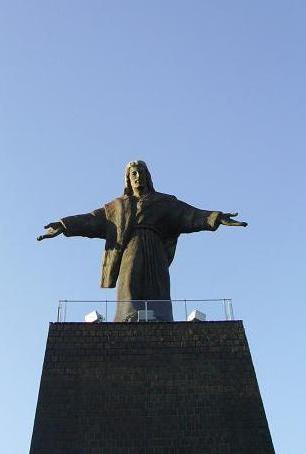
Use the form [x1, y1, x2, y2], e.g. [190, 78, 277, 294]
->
[1, 1, 305, 452]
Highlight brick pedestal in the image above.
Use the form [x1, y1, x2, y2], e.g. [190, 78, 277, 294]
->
[30, 321, 274, 453]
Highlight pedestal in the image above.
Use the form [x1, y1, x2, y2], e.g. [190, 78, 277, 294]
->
[30, 321, 274, 453]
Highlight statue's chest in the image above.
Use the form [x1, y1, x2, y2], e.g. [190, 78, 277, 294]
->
[135, 198, 169, 225]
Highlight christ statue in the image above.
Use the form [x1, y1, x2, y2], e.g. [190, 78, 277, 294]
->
[37, 160, 247, 322]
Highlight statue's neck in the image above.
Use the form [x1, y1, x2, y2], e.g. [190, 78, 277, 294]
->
[132, 186, 149, 198]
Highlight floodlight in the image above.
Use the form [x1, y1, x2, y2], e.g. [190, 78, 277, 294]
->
[85, 310, 104, 323]
[187, 309, 206, 322]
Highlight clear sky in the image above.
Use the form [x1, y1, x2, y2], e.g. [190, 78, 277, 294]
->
[1, 1, 305, 452]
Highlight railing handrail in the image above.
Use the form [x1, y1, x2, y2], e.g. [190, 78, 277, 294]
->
[58, 298, 231, 303]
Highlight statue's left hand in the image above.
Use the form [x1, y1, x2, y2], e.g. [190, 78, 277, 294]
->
[219, 212, 248, 227]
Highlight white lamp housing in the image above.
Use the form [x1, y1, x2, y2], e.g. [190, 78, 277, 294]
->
[85, 310, 104, 323]
[187, 309, 206, 322]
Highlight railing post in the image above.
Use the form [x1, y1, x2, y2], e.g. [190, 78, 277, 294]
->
[64, 301, 67, 322]
[57, 301, 61, 322]
[224, 299, 234, 321]
[223, 299, 228, 320]
[145, 301, 148, 322]
[106, 300, 108, 322]
[228, 300, 234, 320]
[184, 300, 187, 321]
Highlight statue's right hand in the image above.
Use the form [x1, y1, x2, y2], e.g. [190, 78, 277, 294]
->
[37, 222, 64, 241]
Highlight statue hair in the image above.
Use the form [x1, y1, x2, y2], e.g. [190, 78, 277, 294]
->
[124, 160, 155, 196]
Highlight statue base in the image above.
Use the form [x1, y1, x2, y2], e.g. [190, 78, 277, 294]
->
[30, 321, 274, 453]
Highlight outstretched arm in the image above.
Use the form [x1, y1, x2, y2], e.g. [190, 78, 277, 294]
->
[167, 198, 247, 234]
[37, 208, 107, 241]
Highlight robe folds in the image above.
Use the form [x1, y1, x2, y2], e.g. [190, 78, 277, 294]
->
[61, 192, 221, 322]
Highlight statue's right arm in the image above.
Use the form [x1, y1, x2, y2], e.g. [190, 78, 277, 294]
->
[37, 208, 107, 241]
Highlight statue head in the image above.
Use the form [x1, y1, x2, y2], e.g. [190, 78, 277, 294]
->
[124, 160, 155, 196]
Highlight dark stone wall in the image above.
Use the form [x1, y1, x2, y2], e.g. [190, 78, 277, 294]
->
[30, 321, 274, 454]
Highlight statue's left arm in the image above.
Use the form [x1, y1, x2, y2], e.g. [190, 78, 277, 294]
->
[168, 199, 247, 235]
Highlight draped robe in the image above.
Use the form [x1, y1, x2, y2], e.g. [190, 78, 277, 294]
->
[61, 192, 221, 322]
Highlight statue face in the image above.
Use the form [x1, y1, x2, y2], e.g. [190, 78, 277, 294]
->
[129, 165, 148, 193]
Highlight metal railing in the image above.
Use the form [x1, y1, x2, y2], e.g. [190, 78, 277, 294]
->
[56, 298, 235, 322]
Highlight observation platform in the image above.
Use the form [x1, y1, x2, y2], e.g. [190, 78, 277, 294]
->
[56, 298, 235, 323]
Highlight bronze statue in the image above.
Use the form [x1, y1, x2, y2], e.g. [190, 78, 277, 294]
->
[37, 160, 247, 322]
